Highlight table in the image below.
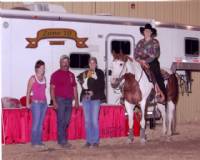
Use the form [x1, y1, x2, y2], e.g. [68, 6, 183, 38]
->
[2, 106, 140, 144]
[171, 62, 200, 73]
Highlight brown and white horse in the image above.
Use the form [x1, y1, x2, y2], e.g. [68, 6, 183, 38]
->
[110, 53, 178, 144]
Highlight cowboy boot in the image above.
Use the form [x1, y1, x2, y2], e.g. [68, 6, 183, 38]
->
[155, 84, 165, 104]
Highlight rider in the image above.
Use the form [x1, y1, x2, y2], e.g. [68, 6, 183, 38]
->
[134, 23, 166, 104]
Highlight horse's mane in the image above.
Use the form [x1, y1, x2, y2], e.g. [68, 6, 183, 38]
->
[112, 52, 143, 80]
[112, 53, 133, 62]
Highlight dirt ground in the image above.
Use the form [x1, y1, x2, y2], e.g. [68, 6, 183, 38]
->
[2, 122, 200, 160]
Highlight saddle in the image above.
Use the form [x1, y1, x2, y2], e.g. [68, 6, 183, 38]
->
[143, 68, 170, 83]
[146, 72, 178, 105]
[143, 67, 172, 104]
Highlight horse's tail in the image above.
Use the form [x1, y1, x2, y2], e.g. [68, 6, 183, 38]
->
[166, 73, 179, 104]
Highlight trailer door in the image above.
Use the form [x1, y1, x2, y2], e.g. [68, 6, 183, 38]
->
[106, 34, 135, 104]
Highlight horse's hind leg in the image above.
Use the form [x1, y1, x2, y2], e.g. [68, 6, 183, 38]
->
[157, 103, 167, 135]
[167, 101, 175, 136]
[124, 100, 135, 143]
[140, 99, 147, 144]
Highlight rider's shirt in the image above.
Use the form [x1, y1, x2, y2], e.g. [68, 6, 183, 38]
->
[134, 38, 160, 64]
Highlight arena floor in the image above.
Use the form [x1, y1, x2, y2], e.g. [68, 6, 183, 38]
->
[2, 122, 200, 160]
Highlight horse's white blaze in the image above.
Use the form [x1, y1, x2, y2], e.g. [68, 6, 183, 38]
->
[111, 60, 126, 79]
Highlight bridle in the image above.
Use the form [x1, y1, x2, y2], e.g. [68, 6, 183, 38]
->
[111, 58, 144, 92]
[111, 60, 127, 92]
[111, 57, 145, 105]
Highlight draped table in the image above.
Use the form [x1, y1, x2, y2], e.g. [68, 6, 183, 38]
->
[2, 105, 140, 144]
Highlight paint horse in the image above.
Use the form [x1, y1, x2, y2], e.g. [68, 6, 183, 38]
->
[110, 53, 178, 143]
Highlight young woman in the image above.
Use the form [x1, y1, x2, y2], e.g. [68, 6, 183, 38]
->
[26, 60, 47, 147]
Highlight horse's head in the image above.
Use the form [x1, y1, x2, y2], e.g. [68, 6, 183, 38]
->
[110, 53, 130, 89]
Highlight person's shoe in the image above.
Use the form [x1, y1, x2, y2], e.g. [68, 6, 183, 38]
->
[82, 142, 91, 148]
[57, 143, 65, 149]
[91, 143, 99, 148]
[32, 144, 45, 149]
[63, 143, 72, 148]
[58, 142, 72, 149]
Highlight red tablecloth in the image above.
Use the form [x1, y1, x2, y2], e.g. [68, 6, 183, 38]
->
[2, 106, 140, 144]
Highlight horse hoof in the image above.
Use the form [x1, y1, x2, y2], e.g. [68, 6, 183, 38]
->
[160, 135, 167, 142]
[127, 138, 133, 144]
[162, 129, 167, 136]
[167, 131, 172, 136]
[140, 138, 146, 145]
[172, 132, 179, 136]
[166, 136, 172, 142]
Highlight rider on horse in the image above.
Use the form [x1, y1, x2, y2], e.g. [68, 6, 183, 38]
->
[134, 23, 167, 104]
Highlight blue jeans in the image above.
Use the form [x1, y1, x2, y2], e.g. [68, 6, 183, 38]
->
[82, 99, 100, 144]
[56, 97, 72, 145]
[31, 102, 47, 145]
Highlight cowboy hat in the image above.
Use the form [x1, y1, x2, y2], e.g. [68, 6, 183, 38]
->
[140, 23, 157, 36]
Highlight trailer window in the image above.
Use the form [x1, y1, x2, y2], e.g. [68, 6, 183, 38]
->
[185, 37, 199, 57]
[70, 53, 90, 68]
[111, 40, 130, 55]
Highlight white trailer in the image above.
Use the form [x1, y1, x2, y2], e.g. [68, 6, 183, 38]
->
[1, 9, 200, 105]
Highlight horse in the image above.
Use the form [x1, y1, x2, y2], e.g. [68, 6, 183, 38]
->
[110, 53, 178, 143]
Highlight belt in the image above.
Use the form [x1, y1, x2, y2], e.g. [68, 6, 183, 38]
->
[32, 100, 47, 104]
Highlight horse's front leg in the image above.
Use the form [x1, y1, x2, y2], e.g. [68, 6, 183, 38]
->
[124, 100, 135, 143]
[140, 99, 147, 144]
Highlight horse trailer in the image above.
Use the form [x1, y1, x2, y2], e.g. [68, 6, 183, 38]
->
[1, 9, 200, 105]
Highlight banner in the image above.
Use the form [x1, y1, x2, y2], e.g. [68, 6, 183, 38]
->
[26, 28, 88, 48]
